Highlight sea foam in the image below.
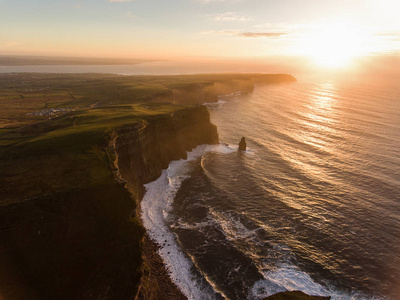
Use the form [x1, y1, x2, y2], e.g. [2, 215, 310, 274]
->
[141, 144, 236, 300]
[249, 264, 378, 300]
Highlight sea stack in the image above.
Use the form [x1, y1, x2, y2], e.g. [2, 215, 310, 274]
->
[239, 137, 247, 151]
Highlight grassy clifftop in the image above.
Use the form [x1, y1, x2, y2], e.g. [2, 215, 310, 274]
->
[1, 102, 188, 205]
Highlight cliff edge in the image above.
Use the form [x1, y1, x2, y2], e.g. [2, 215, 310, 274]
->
[110, 105, 218, 299]
[0, 103, 218, 300]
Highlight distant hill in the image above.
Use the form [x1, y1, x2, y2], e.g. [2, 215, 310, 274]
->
[0, 55, 150, 66]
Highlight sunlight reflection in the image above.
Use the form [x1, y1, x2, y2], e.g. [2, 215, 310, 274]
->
[312, 83, 337, 110]
[292, 82, 340, 154]
[306, 82, 338, 126]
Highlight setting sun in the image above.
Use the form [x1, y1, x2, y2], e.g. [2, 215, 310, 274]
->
[298, 23, 367, 68]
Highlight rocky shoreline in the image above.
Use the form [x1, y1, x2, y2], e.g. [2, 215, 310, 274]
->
[136, 235, 187, 300]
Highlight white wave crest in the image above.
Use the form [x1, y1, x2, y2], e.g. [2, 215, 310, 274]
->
[203, 99, 227, 109]
[249, 263, 378, 300]
[141, 143, 237, 299]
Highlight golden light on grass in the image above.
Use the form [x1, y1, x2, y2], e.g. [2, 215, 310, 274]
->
[298, 23, 368, 69]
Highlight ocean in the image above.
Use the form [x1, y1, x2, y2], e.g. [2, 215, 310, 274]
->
[141, 77, 400, 299]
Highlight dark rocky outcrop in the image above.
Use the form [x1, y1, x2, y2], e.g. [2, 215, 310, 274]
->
[0, 183, 144, 300]
[239, 137, 247, 151]
[263, 291, 331, 300]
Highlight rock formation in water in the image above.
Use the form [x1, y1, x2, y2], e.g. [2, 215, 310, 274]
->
[239, 137, 247, 151]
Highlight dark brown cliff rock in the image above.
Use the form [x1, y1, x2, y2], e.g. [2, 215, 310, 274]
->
[0, 105, 218, 300]
[263, 290, 331, 300]
[109, 105, 218, 299]
[112, 105, 218, 191]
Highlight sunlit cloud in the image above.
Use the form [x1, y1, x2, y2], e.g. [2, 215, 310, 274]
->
[198, 30, 289, 39]
[239, 32, 288, 38]
[212, 12, 252, 22]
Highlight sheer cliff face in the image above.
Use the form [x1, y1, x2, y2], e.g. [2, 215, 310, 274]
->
[111, 105, 219, 193]
[0, 105, 218, 300]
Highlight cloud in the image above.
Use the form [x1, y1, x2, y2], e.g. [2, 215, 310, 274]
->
[109, 0, 131, 2]
[238, 32, 288, 38]
[212, 12, 252, 22]
[198, 30, 289, 39]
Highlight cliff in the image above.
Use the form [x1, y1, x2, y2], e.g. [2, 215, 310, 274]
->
[0, 104, 218, 300]
[109, 105, 218, 299]
[111, 105, 218, 192]
[168, 74, 296, 105]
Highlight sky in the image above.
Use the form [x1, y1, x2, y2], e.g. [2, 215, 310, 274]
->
[1, 0, 400, 60]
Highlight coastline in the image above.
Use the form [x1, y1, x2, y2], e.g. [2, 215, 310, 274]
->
[0, 72, 299, 299]
[108, 77, 298, 299]
[137, 234, 187, 299]
[109, 106, 219, 299]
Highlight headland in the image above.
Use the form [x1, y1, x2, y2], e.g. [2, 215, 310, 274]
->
[0, 73, 299, 299]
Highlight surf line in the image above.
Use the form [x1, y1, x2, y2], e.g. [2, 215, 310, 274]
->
[141, 144, 236, 300]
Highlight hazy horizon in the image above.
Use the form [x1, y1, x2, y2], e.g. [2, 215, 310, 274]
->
[2, 0, 400, 70]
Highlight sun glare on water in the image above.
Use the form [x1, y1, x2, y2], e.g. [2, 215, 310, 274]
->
[298, 23, 367, 69]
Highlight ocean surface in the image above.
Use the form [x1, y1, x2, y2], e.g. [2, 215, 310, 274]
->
[142, 78, 400, 299]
